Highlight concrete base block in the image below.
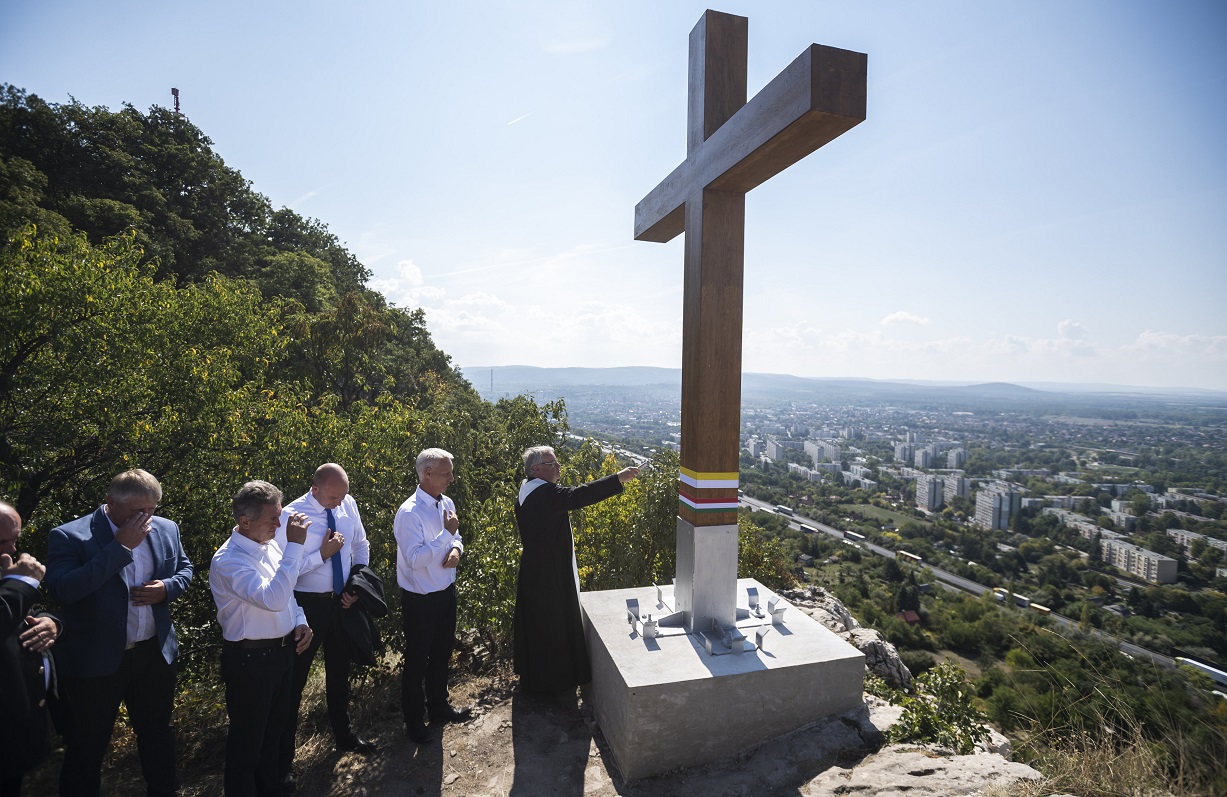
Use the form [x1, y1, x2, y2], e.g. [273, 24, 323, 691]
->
[581, 578, 865, 781]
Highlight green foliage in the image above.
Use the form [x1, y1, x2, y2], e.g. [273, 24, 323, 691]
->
[0, 226, 284, 525]
[737, 512, 799, 591]
[887, 663, 990, 754]
[574, 447, 679, 592]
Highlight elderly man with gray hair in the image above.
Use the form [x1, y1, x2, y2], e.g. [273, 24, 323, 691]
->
[394, 448, 469, 745]
[46, 468, 194, 797]
[513, 446, 638, 696]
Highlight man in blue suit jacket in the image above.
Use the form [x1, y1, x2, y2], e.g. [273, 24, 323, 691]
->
[46, 469, 194, 797]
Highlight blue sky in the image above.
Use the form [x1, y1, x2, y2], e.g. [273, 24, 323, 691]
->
[4, 1, 1225, 389]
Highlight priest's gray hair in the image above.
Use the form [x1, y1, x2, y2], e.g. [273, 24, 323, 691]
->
[416, 448, 454, 479]
[522, 446, 555, 478]
[108, 469, 163, 505]
[232, 480, 283, 523]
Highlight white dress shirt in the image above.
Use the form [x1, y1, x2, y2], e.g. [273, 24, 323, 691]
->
[209, 530, 307, 641]
[278, 491, 370, 593]
[104, 506, 155, 647]
[394, 486, 463, 595]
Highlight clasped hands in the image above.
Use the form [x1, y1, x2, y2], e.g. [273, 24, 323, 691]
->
[441, 509, 460, 569]
[1, 552, 59, 653]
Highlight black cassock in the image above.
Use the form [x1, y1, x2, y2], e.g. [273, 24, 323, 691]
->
[513, 473, 623, 692]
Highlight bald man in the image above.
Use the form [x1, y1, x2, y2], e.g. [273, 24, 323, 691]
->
[278, 464, 374, 775]
[1, 501, 61, 796]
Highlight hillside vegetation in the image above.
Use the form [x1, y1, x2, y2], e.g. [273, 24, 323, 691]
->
[6, 86, 1221, 795]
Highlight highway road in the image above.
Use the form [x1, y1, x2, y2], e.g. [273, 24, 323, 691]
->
[739, 494, 1175, 670]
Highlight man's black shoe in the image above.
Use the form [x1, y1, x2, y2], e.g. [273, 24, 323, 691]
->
[337, 735, 378, 754]
[405, 723, 431, 745]
[429, 706, 473, 724]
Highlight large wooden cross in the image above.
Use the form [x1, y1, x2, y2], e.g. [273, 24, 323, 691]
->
[636, 10, 866, 631]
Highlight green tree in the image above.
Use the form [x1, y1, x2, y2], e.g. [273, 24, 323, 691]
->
[0, 226, 284, 525]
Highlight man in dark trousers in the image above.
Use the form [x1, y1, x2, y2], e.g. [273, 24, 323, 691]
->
[46, 469, 194, 797]
[1, 501, 61, 796]
[279, 462, 376, 779]
[210, 480, 314, 797]
[512, 446, 638, 695]
[394, 448, 470, 744]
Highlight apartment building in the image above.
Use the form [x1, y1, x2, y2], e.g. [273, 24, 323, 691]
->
[1101, 539, 1177, 584]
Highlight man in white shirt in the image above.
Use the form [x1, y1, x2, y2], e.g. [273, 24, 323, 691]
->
[210, 481, 313, 797]
[394, 448, 470, 744]
[279, 462, 375, 767]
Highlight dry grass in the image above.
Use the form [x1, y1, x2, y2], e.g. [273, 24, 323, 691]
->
[986, 694, 1225, 797]
[1001, 728, 1177, 797]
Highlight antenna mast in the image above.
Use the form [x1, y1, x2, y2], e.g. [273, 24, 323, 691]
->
[171, 87, 180, 115]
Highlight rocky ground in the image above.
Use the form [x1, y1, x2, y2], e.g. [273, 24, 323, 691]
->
[286, 587, 1046, 797]
[286, 676, 1042, 797]
[22, 587, 1051, 796]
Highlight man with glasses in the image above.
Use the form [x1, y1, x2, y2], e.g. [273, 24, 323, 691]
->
[394, 448, 469, 744]
[46, 469, 194, 797]
[513, 446, 638, 696]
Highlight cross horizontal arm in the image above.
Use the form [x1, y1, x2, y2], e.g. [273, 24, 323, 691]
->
[635, 43, 867, 243]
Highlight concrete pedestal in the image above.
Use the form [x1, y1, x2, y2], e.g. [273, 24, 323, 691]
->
[581, 578, 865, 781]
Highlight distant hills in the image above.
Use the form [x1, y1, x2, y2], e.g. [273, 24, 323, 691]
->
[460, 366, 1227, 413]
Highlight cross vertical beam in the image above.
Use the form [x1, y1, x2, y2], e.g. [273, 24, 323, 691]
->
[679, 11, 748, 531]
[636, 10, 866, 631]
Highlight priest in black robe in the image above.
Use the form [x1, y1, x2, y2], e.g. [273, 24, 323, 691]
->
[513, 446, 639, 694]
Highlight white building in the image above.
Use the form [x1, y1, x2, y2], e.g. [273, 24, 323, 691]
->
[806, 439, 841, 466]
[1101, 539, 1178, 584]
[1166, 528, 1227, 554]
[915, 473, 944, 512]
[943, 475, 970, 504]
[975, 488, 1020, 531]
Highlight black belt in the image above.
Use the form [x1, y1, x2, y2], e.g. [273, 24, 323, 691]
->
[224, 632, 294, 649]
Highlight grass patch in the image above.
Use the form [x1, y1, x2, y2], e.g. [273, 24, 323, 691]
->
[839, 503, 931, 529]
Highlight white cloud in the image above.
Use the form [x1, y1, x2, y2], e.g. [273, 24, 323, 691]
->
[289, 188, 321, 207]
[740, 321, 1227, 388]
[880, 311, 930, 326]
[394, 259, 423, 286]
[1122, 330, 1227, 360]
[1057, 319, 1089, 340]
[368, 259, 441, 309]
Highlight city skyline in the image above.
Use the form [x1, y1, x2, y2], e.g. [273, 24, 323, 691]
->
[3, 1, 1225, 390]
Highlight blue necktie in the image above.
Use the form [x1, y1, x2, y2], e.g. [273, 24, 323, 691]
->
[327, 508, 345, 594]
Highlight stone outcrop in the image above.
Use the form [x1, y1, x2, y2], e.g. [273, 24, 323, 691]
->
[784, 586, 914, 691]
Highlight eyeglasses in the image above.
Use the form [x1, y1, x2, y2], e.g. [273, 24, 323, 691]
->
[537, 461, 561, 470]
